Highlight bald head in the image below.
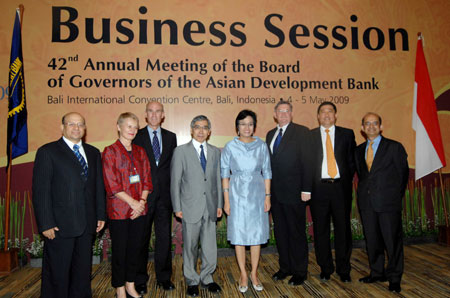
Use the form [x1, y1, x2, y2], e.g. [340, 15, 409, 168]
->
[61, 112, 86, 143]
[146, 101, 165, 129]
[62, 112, 85, 125]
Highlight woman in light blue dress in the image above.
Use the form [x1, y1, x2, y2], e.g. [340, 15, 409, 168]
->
[221, 110, 272, 293]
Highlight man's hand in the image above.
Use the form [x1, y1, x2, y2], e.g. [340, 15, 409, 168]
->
[96, 221, 105, 233]
[301, 193, 311, 202]
[217, 208, 223, 218]
[42, 227, 59, 240]
[175, 211, 183, 219]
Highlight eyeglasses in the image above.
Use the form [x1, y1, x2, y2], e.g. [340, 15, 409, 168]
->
[65, 122, 86, 128]
[193, 125, 209, 130]
[364, 121, 379, 127]
[276, 109, 291, 113]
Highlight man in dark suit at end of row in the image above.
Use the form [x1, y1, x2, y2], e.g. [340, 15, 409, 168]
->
[32, 112, 106, 298]
[355, 112, 408, 293]
[310, 101, 355, 283]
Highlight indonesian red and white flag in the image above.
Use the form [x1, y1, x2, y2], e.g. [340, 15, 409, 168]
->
[412, 35, 446, 180]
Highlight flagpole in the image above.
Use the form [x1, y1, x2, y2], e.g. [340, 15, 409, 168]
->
[438, 169, 449, 227]
[4, 147, 12, 252]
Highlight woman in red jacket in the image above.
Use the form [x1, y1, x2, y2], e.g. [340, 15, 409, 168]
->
[102, 112, 153, 298]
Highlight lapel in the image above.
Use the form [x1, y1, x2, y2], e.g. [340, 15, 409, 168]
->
[313, 128, 323, 168]
[57, 138, 86, 180]
[370, 137, 386, 173]
[274, 123, 293, 156]
[266, 128, 275, 156]
[357, 143, 368, 174]
[141, 128, 157, 167]
[334, 126, 342, 163]
[159, 128, 170, 166]
[205, 143, 215, 176]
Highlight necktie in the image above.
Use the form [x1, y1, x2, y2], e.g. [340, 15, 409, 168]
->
[200, 144, 207, 172]
[325, 129, 338, 178]
[73, 144, 88, 177]
[152, 131, 161, 162]
[366, 140, 374, 171]
[273, 128, 283, 153]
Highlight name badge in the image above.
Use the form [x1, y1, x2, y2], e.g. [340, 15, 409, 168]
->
[129, 174, 140, 184]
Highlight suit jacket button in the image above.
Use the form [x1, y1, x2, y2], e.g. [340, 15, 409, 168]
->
[204, 178, 207, 181]
[204, 192, 206, 195]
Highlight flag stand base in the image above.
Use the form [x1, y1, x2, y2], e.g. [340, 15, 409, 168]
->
[0, 249, 19, 275]
[438, 225, 450, 246]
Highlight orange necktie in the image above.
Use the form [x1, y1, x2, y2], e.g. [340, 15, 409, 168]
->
[325, 129, 337, 178]
[366, 140, 374, 171]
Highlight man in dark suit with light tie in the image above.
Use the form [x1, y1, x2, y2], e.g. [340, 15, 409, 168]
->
[266, 100, 312, 286]
[32, 112, 106, 298]
[310, 101, 355, 283]
[355, 112, 408, 293]
[133, 101, 177, 293]
[171, 115, 223, 297]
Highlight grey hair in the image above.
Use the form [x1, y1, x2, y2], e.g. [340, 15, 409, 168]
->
[274, 100, 293, 112]
[190, 115, 211, 129]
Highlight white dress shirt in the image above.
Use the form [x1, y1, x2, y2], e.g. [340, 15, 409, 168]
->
[63, 136, 88, 166]
[270, 122, 290, 153]
[192, 139, 207, 161]
[320, 125, 340, 179]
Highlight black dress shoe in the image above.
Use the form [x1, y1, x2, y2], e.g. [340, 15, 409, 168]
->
[339, 274, 351, 283]
[186, 285, 199, 297]
[389, 282, 401, 293]
[202, 282, 222, 293]
[288, 274, 306, 285]
[359, 275, 387, 283]
[125, 291, 142, 298]
[157, 280, 175, 291]
[320, 272, 331, 281]
[272, 271, 289, 281]
[135, 283, 147, 295]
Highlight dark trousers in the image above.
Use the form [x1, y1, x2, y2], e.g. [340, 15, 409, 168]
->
[271, 197, 308, 276]
[360, 209, 404, 283]
[310, 181, 352, 275]
[41, 229, 94, 298]
[135, 196, 173, 284]
[109, 216, 146, 288]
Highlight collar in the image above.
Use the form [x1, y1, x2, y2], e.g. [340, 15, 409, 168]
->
[320, 125, 336, 134]
[62, 136, 82, 150]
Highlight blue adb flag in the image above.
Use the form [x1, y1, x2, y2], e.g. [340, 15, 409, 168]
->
[7, 9, 28, 167]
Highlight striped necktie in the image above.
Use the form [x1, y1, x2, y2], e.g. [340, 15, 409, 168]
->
[152, 131, 161, 163]
[73, 144, 88, 177]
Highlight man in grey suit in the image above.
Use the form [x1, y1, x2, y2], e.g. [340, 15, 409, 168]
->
[170, 115, 223, 297]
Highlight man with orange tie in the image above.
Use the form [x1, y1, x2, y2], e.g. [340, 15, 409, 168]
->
[355, 112, 408, 293]
[310, 102, 356, 283]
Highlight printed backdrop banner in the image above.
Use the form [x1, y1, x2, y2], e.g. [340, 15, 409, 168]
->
[1, 0, 449, 172]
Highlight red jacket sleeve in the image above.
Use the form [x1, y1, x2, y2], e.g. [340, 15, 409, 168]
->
[102, 145, 123, 196]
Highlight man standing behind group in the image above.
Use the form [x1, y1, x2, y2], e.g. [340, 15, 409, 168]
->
[133, 101, 177, 294]
[266, 100, 312, 285]
[171, 115, 223, 297]
[355, 112, 408, 293]
[310, 102, 355, 283]
[32, 112, 106, 298]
